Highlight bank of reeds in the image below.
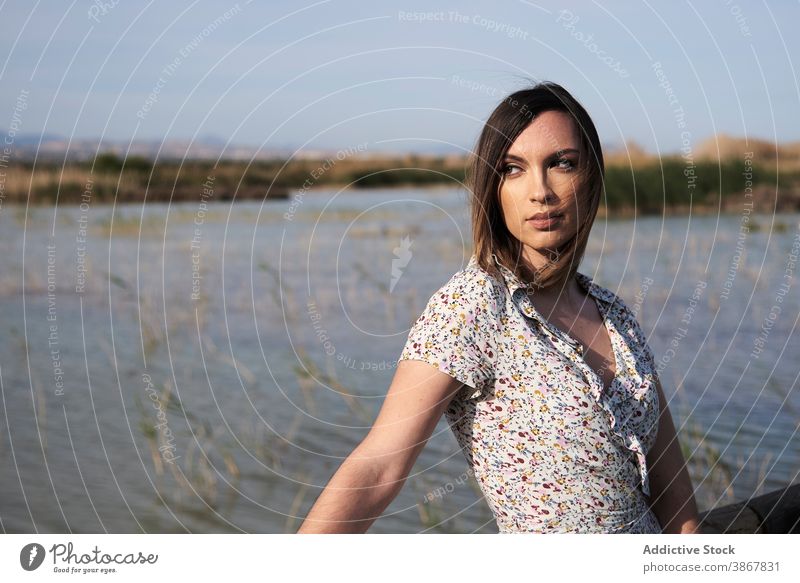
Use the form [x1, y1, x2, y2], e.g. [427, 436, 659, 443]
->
[4, 153, 800, 214]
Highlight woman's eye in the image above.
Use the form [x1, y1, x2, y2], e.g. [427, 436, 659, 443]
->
[554, 158, 574, 170]
[502, 164, 521, 176]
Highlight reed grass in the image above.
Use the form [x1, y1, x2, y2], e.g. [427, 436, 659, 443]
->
[134, 376, 243, 510]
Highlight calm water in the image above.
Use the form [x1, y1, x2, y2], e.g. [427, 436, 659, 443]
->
[1, 186, 798, 533]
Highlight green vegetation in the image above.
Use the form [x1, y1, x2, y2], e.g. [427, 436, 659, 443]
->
[93, 152, 153, 173]
[603, 158, 787, 214]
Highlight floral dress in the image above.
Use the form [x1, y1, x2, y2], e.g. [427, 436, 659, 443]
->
[399, 254, 663, 533]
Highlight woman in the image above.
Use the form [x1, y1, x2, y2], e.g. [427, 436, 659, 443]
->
[298, 81, 700, 534]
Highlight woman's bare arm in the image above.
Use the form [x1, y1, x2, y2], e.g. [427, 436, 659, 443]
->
[646, 376, 701, 533]
[296, 360, 464, 533]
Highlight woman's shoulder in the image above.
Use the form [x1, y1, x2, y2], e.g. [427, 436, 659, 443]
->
[432, 256, 506, 312]
[576, 271, 640, 320]
[408, 257, 506, 339]
[575, 271, 617, 304]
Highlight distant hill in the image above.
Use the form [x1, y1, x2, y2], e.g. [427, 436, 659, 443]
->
[0, 132, 460, 162]
[695, 133, 800, 169]
[3, 130, 799, 168]
[604, 134, 800, 170]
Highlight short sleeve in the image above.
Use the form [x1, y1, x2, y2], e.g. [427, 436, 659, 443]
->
[398, 270, 498, 399]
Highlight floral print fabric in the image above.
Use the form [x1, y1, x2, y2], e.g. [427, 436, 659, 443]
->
[399, 254, 662, 533]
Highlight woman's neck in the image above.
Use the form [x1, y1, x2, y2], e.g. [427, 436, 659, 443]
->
[526, 274, 586, 315]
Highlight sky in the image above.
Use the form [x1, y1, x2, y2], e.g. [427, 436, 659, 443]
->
[1, 0, 798, 155]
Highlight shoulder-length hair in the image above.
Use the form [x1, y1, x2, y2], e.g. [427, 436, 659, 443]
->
[466, 81, 605, 291]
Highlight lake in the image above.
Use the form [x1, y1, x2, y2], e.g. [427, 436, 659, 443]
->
[0, 186, 798, 533]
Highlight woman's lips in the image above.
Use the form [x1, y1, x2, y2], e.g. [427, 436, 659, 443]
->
[526, 214, 562, 229]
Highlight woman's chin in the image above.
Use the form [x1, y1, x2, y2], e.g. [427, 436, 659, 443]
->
[520, 235, 566, 252]
[514, 243, 566, 267]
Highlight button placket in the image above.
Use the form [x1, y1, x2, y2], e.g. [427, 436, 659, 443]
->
[572, 354, 604, 400]
[515, 289, 609, 399]
[501, 259, 620, 397]
[517, 292, 578, 345]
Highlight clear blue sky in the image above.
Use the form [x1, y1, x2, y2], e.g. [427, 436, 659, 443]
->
[1, 0, 798, 154]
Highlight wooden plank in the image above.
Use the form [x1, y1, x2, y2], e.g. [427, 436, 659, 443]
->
[698, 483, 800, 534]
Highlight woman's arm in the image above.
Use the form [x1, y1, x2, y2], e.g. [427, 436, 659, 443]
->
[646, 376, 701, 533]
[297, 360, 464, 533]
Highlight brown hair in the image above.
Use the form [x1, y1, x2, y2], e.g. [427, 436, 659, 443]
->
[466, 81, 605, 291]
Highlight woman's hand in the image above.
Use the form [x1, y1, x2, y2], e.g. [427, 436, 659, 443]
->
[678, 519, 702, 534]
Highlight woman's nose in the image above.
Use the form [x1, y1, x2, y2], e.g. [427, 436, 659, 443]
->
[527, 168, 556, 204]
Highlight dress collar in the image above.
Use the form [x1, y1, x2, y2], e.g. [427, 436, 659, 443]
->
[470, 253, 621, 357]
[469, 253, 616, 306]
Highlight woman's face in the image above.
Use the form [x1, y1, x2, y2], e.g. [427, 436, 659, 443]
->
[498, 109, 586, 270]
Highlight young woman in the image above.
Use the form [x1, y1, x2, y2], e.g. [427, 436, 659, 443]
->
[298, 81, 700, 534]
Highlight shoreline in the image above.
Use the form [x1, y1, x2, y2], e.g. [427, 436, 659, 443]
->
[6, 183, 800, 220]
